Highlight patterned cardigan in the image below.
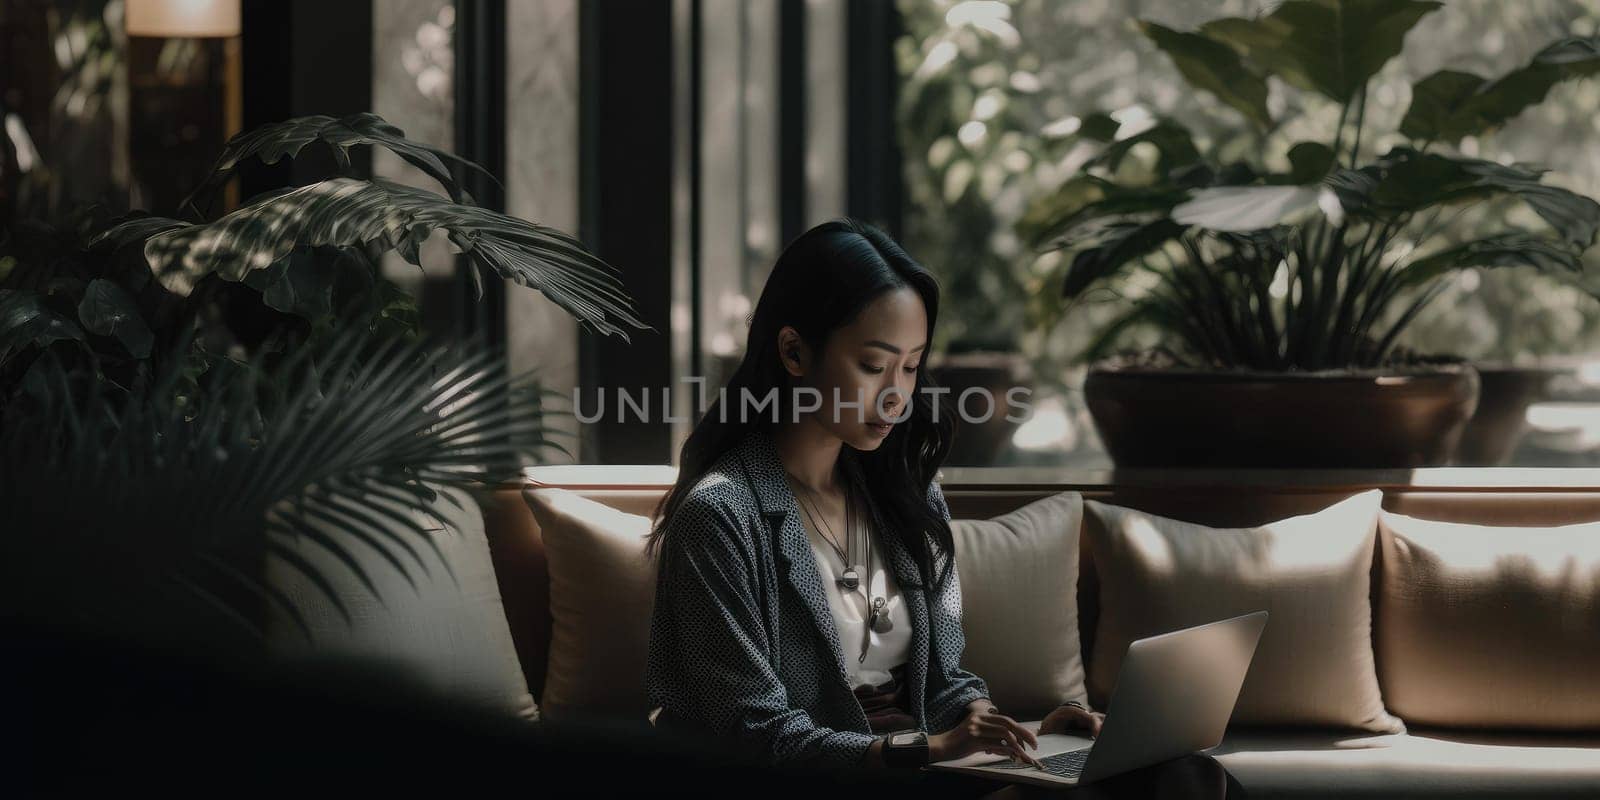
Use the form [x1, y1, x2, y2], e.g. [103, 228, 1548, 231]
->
[644, 426, 991, 770]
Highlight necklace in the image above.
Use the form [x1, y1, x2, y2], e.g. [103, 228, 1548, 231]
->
[846, 481, 895, 661]
[786, 468, 895, 664]
[787, 471, 854, 585]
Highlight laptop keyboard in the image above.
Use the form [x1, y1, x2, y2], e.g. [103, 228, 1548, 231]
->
[985, 747, 1090, 778]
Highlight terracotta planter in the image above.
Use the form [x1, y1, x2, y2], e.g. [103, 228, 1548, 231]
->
[1084, 364, 1481, 468]
[929, 351, 1032, 466]
[1453, 364, 1570, 466]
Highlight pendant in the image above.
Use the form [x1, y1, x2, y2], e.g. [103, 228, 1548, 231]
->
[838, 566, 861, 591]
[870, 596, 894, 633]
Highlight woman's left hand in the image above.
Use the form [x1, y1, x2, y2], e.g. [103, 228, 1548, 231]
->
[1039, 702, 1105, 738]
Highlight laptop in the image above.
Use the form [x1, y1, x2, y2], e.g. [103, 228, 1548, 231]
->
[926, 610, 1268, 788]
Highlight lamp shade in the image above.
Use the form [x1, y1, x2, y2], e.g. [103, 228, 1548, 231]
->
[125, 0, 241, 37]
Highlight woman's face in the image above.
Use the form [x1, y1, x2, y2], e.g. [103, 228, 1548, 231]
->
[780, 286, 928, 451]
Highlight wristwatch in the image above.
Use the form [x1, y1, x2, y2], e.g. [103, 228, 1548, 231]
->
[883, 728, 930, 768]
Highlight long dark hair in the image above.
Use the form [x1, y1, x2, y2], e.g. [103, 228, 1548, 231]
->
[645, 218, 957, 593]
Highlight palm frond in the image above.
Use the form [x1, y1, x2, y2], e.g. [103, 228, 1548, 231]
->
[95, 178, 652, 343]
[0, 324, 572, 650]
[181, 112, 497, 211]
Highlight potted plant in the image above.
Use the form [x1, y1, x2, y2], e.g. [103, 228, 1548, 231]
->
[895, 2, 1053, 465]
[1402, 264, 1599, 465]
[928, 332, 1034, 466]
[0, 113, 650, 653]
[1019, 0, 1600, 468]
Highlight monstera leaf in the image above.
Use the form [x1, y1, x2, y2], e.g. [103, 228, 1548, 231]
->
[95, 178, 651, 343]
[181, 113, 495, 209]
[1202, 0, 1442, 103]
[1400, 36, 1600, 145]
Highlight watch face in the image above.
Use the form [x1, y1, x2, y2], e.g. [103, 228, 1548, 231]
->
[890, 731, 921, 746]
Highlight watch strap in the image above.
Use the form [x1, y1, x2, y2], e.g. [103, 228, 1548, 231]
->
[882, 728, 929, 768]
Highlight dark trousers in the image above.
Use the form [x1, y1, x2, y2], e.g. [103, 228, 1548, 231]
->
[910, 767, 1015, 798]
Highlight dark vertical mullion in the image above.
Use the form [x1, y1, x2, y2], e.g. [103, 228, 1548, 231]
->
[736, 2, 749, 298]
[778, 0, 807, 247]
[845, 0, 903, 240]
[577, 0, 675, 465]
[689, 0, 705, 385]
[577, 0, 602, 464]
[240, 0, 372, 200]
[453, 0, 508, 345]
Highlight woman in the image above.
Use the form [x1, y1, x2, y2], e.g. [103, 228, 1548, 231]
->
[642, 219, 1101, 788]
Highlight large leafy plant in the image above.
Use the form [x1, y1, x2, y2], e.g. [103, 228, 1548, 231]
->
[0, 113, 649, 655]
[2, 112, 648, 406]
[0, 326, 568, 652]
[1022, 0, 1600, 370]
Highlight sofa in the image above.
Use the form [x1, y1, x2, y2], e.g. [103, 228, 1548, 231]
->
[267, 467, 1600, 798]
[458, 466, 1600, 798]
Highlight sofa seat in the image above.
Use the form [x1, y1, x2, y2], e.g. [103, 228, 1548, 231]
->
[494, 473, 1600, 796]
[1211, 728, 1600, 798]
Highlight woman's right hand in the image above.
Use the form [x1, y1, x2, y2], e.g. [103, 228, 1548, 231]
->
[929, 706, 1042, 766]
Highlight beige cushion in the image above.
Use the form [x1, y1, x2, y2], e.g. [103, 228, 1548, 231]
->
[266, 485, 538, 720]
[1084, 490, 1401, 733]
[522, 487, 657, 721]
[1377, 510, 1600, 730]
[951, 491, 1087, 719]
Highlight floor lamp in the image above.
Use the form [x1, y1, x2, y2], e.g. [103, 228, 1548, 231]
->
[124, 0, 242, 213]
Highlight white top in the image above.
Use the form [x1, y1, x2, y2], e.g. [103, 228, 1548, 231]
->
[797, 489, 913, 690]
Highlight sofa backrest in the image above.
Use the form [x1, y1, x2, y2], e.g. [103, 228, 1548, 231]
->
[482, 476, 1600, 711]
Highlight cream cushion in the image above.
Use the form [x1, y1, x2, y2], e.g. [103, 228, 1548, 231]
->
[1084, 490, 1402, 733]
[522, 486, 657, 721]
[951, 490, 1087, 719]
[1377, 510, 1600, 729]
[266, 485, 538, 719]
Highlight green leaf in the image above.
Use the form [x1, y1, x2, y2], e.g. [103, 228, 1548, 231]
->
[87, 214, 190, 253]
[1085, 121, 1201, 176]
[1078, 113, 1122, 142]
[372, 279, 422, 333]
[1171, 185, 1323, 231]
[77, 279, 154, 358]
[181, 112, 497, 209]
[245, 250, 340, 321]
[1399, 37, 1600, 144]
[1202, 0, 1442, 103]
[1139, 21, 1272, 131]
[1288, 142, 1336, 184]
[1398, 70, 1490, 142]
[0, 324, 564, 640]
[1081, 304, 1167, 362]
[1321, 165, 1381, 214]
[101, 178, 653, 343]
[0, 290, 86, 359]
[1018, 175, 1189, 250]
[1060, 219, 1186, 299]
[1395, 232, 1584, 290]
[1358, 147, 1600, 248]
